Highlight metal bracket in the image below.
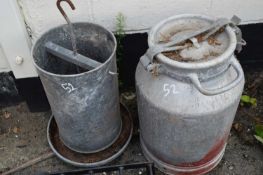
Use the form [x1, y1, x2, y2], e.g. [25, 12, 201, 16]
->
[230, 15, 246, 53]
[45, 41, 102, 70]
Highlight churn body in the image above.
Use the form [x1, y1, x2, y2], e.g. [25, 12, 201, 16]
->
[32, 23, 121, 153]
[136, 15, 245, 174]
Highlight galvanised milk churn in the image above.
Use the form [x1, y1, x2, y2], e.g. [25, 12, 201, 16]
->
[136, 14, 245, 174]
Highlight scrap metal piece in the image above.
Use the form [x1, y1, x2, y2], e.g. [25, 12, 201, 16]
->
[163, 18, 229, 47]
[45, 41, 102, 70]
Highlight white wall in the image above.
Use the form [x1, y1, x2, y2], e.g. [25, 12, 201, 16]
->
[0, 0, 37, 78]
[1, 0, 263, 78]
[19, 0, 263, 42]
[0, 45, 11, 72]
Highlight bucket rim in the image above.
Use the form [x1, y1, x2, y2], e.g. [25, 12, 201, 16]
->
[32, 22, 117, 77]
[148, 14, 237, 70]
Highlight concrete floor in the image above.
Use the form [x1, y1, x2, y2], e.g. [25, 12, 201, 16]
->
[0, 99, 262, 175]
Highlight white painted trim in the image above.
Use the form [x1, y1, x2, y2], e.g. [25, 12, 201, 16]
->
[0, 0, 37, 78]
[0, 44, 11, 72]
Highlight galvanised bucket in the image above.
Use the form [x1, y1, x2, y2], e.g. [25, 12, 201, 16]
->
[32, 23, 122, 154]
[136, 14, 245, 174]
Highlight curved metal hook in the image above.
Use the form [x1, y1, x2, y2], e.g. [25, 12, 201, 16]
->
[56, 0, 78, 56]
[56, 0, 75, 24]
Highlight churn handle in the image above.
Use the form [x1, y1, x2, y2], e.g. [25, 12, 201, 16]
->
[188, 59, 243, 96]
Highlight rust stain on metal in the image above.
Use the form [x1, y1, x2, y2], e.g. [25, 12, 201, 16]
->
[178, 134, 228, 168]
[176, 163, 217, 175]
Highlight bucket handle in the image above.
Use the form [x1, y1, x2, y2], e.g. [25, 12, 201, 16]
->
[188, 59, 243, 96]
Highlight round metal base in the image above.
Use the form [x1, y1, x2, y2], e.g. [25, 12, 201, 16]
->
[140, 136, 225, 175]
[59, 114, 123, 154]
[47, 104, 133, 167]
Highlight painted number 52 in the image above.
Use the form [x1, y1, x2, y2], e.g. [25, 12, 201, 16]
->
[61, 83, 77, 93]
[163, 83, 179, 97]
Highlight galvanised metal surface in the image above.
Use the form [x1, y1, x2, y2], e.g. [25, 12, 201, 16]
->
[32, 23, 122, 154]
[44, 41, 102, 70]
[136, 14, 245, 175]
[47, 103, 133, 167]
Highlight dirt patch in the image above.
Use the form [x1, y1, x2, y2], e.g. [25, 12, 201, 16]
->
[232, 70, 263, 145]
[0, 102, 51, 173]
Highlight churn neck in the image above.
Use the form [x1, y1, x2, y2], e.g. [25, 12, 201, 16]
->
[147, 14, 237, 75]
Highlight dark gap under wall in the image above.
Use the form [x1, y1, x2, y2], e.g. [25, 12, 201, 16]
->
[237, 23, 263, 69]
[118, 33, 148, 88]
[14, 77, 50, 112]
[0, 72, 22, 108]
[0, 23, 262, 111]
